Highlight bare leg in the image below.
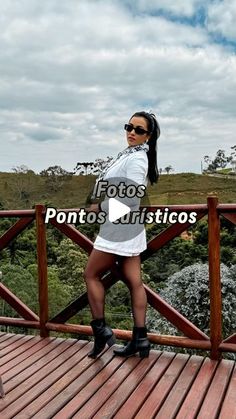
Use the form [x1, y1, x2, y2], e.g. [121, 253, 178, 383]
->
[119, 255, 147, 327]
[83, 249, 117, 319]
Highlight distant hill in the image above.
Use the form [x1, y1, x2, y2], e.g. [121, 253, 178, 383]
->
[0, 172, 235, 210]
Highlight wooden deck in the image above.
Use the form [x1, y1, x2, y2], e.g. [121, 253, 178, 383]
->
[0, 333, 235, 418]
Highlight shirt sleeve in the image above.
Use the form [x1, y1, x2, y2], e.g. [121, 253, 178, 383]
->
[125, 152, 148, 185]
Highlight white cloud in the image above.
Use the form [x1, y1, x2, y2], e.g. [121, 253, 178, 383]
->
[124, 0, 203, 17]
[207, 0, 236, 41]
[0, 0, 235, 177]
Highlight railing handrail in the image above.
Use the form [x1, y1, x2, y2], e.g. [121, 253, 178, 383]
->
[0, 209, 36, 217]
[0, 197, 235, 360]
[1, 202, 236, 216]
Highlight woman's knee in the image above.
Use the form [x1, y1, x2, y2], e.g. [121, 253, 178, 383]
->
[123, 276, 143, 291]
[83, 264, 105, 283]
[83, 265, 96, 283]
[83, 250, 116, 282]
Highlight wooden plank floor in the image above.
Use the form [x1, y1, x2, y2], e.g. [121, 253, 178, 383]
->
[0, 332, 235, 418]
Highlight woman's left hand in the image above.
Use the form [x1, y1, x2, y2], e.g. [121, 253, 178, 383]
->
[85, 203, 100, 213]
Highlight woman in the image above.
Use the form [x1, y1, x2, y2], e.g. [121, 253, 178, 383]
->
[84, 111, 160, 358]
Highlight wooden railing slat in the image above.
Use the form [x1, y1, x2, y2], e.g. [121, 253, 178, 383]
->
[144, 285, 209, 341]
[0, 217, 34, 251]
[0, 199, 235, 358]
[50, 267, 209, 342]
[219, 343, 236, 352]
[208, 196, 222, 359]
[141, 210, 207, 260]
[0, 317, 40, 328]
[46, 323, 211, 350]
[222, 333, 236, 344]
[49, 269, 118, 323]
[0, 209, 35, 217]
[221, 212, 236, 225]
[36, 205, 49, 337]
[0, 283, 39, 321]
[49, 219, 93, 254]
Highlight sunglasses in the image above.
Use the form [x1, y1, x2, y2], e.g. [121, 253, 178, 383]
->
[124, 123, 150, 136]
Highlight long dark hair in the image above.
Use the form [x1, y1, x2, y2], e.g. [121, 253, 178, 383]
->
[131, 111, 160, 185]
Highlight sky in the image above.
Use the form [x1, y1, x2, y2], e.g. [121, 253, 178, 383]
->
[0, 0, 236, 174]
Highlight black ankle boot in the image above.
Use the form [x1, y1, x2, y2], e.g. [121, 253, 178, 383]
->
[88, 318, 116, 359]
[113, 326, 150, 358]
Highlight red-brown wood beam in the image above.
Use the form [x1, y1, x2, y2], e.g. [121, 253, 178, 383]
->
[141, 210, 207, 260]
[0, 217, 34, 251]
[143, 204, 208, 212]
[220, 212, 236, 225]
[219, 343, 236, 353]
[0, 283, 39, 321]
[144, 285, 209, 341]
[49, 218, 93, 254]
[222, 333, 236, 344]
[0, 209, 35, 217]
[50, 267, 122, 323]
[50, 263, 209, 342]
[0, 317, 40, 328]
[46, 322, 211, 350]
[208, 196, 222, 360]
[36, 204, 49, 337]
[217, 204, 236, 212]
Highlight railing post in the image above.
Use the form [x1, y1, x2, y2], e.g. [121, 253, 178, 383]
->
[36, 204, 49, 337]
[208, 196, 222, 359]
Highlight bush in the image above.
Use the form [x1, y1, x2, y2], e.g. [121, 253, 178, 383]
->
[147, 263, 236, 358]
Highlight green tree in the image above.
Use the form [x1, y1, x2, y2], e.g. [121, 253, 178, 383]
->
[40, 165, 73, 192]
[56, 238, 88, 298]
[0, 263, 38, 318]
[7, 167, 36, 207]
[0, 263, 72, 321]
[164, 165, 174, 174]
[203, 148, 234, 173]
[27, 264, 72, 318]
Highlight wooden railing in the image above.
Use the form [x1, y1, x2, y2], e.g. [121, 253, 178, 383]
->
[0, 197, 235, 360]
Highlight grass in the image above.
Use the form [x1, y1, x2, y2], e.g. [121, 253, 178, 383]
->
[0, 172, 235, 210]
